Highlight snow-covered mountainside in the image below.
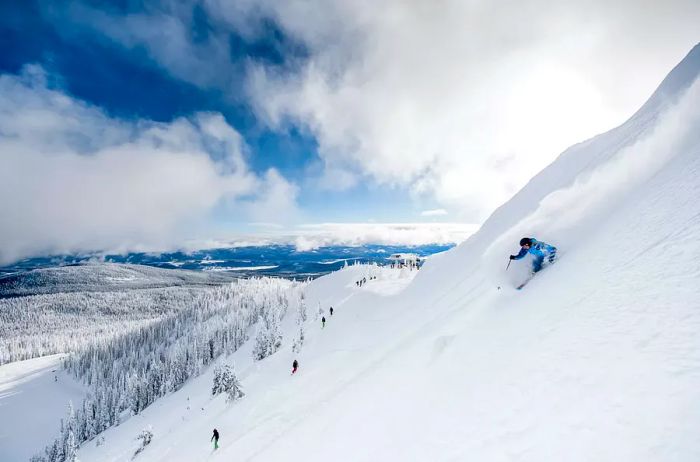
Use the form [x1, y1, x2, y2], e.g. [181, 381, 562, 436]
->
[68, 43, 700, 461]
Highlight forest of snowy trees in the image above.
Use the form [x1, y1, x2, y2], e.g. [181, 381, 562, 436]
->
[27, 276, 303, 462]
[0, 263, 240, 365]
[0, 287, 215, 364]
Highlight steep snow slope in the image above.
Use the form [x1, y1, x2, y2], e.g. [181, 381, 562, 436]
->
[473, 42, 700, 248]
[76, 44, 700, 462]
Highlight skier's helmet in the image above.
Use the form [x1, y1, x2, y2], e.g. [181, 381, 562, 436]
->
[519, 237, 532, 246]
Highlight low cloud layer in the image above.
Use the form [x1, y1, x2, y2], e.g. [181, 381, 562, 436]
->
[0, 66, 298, 264]
[421, 209, 448, 217]
[157, 222, 476, 254]
[293, 222, 478, 251]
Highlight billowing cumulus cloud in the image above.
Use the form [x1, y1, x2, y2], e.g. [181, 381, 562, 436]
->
[0, 66, 298, 264]
[239, 0, 700, 219]
[47, 1, 700, 221]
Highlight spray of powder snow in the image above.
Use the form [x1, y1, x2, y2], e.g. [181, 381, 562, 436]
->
[483, 76, 700, 286]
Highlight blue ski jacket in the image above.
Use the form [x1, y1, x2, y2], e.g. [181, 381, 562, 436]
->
[511, 239, 556, 260]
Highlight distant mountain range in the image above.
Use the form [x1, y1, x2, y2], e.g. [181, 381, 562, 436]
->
[0, 244, 454, 284]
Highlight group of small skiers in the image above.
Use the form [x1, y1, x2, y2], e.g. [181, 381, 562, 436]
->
[292, 301, 340, 381]
[356, 275, 380, 287]
[211, 303, 336, 449]
[321, 306, 334, 328]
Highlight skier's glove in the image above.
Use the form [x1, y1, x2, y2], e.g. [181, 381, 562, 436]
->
[509, 255, 515, 260]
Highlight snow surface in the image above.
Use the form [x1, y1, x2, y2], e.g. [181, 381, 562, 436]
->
[61, 44, 700, 461]
[0, 355, 85, 461]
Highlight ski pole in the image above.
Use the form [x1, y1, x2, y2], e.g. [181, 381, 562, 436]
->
[506, 259, 511, 271]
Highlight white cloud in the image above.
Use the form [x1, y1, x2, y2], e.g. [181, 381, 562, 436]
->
[236, 1, 700, 219]
[0, 66, 298, 264]
[421, 209, 448, 217]
[34, 1, 700, 223]
[64, 2, 237, 91]
[243, 168, 300, 223]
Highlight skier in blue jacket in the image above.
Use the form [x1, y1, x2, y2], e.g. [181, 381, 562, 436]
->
[510, 237, 557, 273]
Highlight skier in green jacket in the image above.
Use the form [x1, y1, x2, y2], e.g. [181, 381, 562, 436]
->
[211, 429, 219, 449]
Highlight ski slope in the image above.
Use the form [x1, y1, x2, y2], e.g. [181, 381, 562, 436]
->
[0, 355, 85, 461]
[74, 44, 700, 461]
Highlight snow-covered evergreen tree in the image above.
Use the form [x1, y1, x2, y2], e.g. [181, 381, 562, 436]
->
[62, 403, 78, 462]
[252, 306, 283, 360]
[133, 426, 153, 458]
[292, 293, 307, 353]
[212, 364, 244, 401]
[221, 365, 245, 402]
[292, 325, 305, 353]
[211, 365, 223, 395]
[298, 293, 308, 323]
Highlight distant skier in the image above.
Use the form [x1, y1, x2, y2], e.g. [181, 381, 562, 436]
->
[292, 359, 299, 374]
[510, 237, 557, 273]
[211, 428, 219, 450]
[329, 307, 334, 316]
[321, 316, 326, 328]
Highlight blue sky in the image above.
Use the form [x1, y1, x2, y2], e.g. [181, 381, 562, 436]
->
[2, 2, 312, 206]
[0, 0, 698, 263]
[0, 1, 440, 222]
